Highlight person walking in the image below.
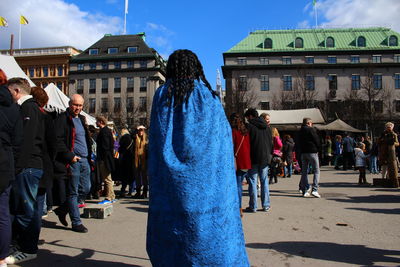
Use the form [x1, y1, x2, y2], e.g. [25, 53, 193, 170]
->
[118, 128, 134, 198]
[378, 122, 399, 187]
[133, 125, 148, 199]
[354, 142, 369, 185]
[342, 133, 356, 170]
[333, 135, 343, 170]
[270, 127, 283, 184]
[282, 134, 295, 178]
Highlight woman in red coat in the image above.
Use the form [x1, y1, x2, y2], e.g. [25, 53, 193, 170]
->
[230, 113, 251, 217]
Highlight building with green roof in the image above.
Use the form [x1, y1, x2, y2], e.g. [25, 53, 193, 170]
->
[222, 27, 400, 130]
[69, 33, 166, 128]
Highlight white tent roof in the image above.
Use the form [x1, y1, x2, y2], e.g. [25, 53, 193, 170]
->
[44, 83, 96, 126]
[315, 119, 366, 132]
[256, 108, 325, 125]
[0, 55, 35, 86]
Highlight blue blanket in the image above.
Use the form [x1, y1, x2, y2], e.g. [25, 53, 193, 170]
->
[147, 80, 249, 267]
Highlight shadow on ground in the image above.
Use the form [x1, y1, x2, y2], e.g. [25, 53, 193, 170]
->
[326, 194, 400, 204]
[246, 241, 400, 266]
[346, 207, 400, 215]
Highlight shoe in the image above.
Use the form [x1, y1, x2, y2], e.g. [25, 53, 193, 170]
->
[311, 191, 321, 198]
[78, 203, 87, 208]
[42, 213, 48, 218]
[133, 192, 141, 199]
[54, 208, 68, 227]
[72, 224, 88, 233]
[98, 199, 111, 204]
[303, 188, 311, 197]
[6, 250, 37, 264]
[262, 207, 270, 212]
[244, 207, 256, 213]
[8, 244, 20, 256]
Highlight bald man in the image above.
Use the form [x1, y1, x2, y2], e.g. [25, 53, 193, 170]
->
[53, 94, 92, 233]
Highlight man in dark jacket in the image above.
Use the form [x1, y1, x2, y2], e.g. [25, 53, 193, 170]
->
[244, 109, 273, 212]
[6, 78, 44, 264]
[53, 94, 91, 233]
[298, 118, 321, 198]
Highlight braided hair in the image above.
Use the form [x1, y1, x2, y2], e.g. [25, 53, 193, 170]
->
[165, 49, 216, 107]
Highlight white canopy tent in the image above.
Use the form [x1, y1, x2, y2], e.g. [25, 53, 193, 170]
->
[44, 83, 96, 126]
[315, 118, 366, 133]
[0, 55, 35, 86]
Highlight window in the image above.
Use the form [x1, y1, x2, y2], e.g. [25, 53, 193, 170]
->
[89, 79, 96, 94]
[102, 62, 109, 70]
[351, 56, 360, 63]
[114, 97, 121, 113]
[351, 75, 360, 90]
[57, 66, 63, 76]
[357, 36, 366, 47]
[76, 79, 83, 93]
[239, 76, 247, 91]
[128, 46, 138, 53]
[101, 98, 108, 113]
[283, 75, 292, 91]
[43, 67, 48, 77]
[28, 67, 34, 77]
[50, 66, 55, 76]
[328, 75, 337, 90]
[114, 61, 121, 69]
[282, 57, 292, 64]
[259, 101, 270, 110]
[140, 77, 147, 92]
[396, 100, 400, 112]
[89, 48, 99, 55]
[114, 77, 121, 93]
[395, 54, 400, 63]
[89, 63, 96, 70]
[305, 75, 315, 90]
[295, 37, 303, 48]
[36, 67, 41, 77]
[389, 35, 398, 46]
[395, 74, 400, 89]
[264, 38, 272, 49]
[374, 101, 383, 113]
[77, 64, 84, 71]
[260, 58, 269, 65]
[126, 97, 134, 112]
[328, 56, 337, 64]
[56, 82, 63, 90]
[139, 97, 147, 112]
[326, 37, 335, 47]
[101, 78, 108, 94]
[260, 75, 269, 91]
[372, 55, 382, 63]
[127, 77, 134, 92]
[89, 98, 96, 113]
[140, 60, 147, 68]
[108, 47, 118, 54]
[373, 74, 382, 89]
[127, 61, 133, 68]
[237, 58, 247, 65]
[305, 56, 314, 64]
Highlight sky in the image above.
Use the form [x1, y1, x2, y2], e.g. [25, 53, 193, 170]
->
[1, 0, 400, 89]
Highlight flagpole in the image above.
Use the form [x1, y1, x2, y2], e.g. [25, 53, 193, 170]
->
[19, 21, 21, 49]
[123, 0, 128, 35]
[314, 1, 318, 28]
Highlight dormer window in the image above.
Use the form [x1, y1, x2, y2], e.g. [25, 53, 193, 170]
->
[389, 35, 398, 46]
[264, 38, 272, 49]
[357, 36, 366, 47]
[89, 49, 99, 55]
[326, 37, 335, 48]
[295, 37, 304, 48]
[128, 46, 138, 53]
[108, 47, 118, 54]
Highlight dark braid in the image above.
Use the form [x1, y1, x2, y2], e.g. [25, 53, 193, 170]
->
[166, 49, 216, 107]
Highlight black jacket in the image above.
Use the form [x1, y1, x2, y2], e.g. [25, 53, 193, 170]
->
[118, 133, 134, 180]
[0, 86, 23, 193]
[96, 126, 115, 172]
[17, 97, 44, 170]
[39, 111, 57, 189]
[298, 125, 320, 153]
[282, 137, 295, 163]
[54, 109, 92, 179]
[247, 117, 273, 167]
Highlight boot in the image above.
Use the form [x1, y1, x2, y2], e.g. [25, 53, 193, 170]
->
[141, 188, 148, 199]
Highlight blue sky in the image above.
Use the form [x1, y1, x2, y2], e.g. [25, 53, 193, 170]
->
[1, 0, 399, 89]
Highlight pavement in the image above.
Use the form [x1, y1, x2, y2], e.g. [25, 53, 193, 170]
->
[16, 166, 400, 267]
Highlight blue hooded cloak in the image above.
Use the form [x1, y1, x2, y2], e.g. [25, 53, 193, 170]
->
[147, 80, 249, 267]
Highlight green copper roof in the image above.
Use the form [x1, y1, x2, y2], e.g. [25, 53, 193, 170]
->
[226, 27, 400, 53]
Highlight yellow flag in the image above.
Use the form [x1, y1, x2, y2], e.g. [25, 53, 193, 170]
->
[20, 15, 28, 25]
[0, 16, 7, 27]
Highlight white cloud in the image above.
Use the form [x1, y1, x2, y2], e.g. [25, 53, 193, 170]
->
[144, 22, 175, 59]
[0, 0, 122, 50]
[304, 0, 400, 31]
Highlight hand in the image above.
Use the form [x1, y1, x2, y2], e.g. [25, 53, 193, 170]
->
[72, 156, 81, 163]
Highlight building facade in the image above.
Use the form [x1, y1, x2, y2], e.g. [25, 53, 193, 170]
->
[222, 27, 400, 132]
[0, 46, 80, 94]
[68, 33, 166, 129]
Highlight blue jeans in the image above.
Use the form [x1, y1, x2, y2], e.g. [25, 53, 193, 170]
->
[247, 164, 270, 210]
[300, 153, 320, 193]
[236, 170, 248, 209]
[370, 155, 378, 173]
[13, 168, 43, 254]
[68, 158, 90, 226]
[284, 164, 293, 177]
[0, 186, 11, 259]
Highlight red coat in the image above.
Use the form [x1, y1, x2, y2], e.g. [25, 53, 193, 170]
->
[232, 129, 252, 170]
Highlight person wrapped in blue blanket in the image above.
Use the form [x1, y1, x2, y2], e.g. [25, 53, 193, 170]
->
[147, 49, 249, 267]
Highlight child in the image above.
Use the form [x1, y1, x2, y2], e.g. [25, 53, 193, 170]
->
[354, 142, 369, 185]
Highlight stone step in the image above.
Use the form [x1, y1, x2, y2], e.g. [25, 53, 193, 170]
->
[82, 204, 113, 219]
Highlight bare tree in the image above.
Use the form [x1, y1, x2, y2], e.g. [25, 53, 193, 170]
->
[291, 69, 319, 109]
[224, 77, 257, 116]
